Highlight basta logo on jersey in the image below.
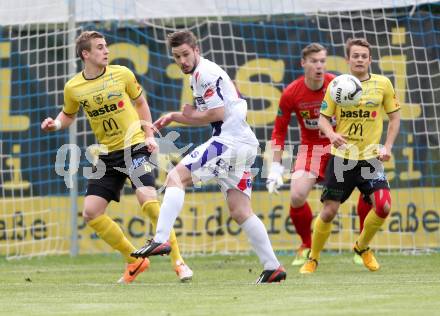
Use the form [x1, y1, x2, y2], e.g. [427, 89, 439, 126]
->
[340, 109, 377, 119]
[87, 102, 124, 117]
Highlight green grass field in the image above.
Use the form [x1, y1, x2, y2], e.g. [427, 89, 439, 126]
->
[1, 252, 440, 316]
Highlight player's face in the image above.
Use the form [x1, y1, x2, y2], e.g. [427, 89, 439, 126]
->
[347, 45, 371, 77]
[171, 44, 200, 74]
[302, 50, 327, 81]
[85, 38, 109, 68]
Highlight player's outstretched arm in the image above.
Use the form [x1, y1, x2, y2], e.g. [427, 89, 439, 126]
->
[153, 112, 179, 130]
[41, 111, 75, 132]
[154, 105, 225, 130]
[181, 104, 224, 125]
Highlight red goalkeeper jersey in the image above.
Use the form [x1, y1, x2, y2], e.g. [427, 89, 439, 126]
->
[271, 73, 335, 149]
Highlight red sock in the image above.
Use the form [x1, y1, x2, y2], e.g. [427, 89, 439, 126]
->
[357, 194, 372, 232]
[290, 202, 313, 248]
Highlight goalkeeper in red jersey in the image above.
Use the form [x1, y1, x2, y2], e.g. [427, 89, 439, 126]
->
[267, 43, 371, 266]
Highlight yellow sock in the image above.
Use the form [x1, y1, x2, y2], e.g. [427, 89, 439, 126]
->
[357, 210, 385, 250]
[88, 214, 136, 263]
[141, 200, 184, 267]
[310, 216, 332, 261]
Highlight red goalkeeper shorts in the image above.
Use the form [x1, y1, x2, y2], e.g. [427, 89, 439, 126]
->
[293, 144, 331, 182]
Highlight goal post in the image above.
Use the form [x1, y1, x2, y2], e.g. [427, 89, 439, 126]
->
[1, 0, 439, 258]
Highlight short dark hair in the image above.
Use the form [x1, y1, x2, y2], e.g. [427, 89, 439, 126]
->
[167, 30, 198, 49]
[76, 31, 105, 61]
[345, 38, 371, 57]
[301, 43, 327, 59]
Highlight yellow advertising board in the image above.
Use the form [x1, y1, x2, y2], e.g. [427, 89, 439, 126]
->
[1, 188, 439, 256]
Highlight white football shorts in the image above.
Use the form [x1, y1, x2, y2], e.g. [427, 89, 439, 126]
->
[180, 137, 257, 198]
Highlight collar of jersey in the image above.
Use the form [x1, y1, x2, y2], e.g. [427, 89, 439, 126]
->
[82, 67, 107, 81]
[360, 73, 371, 82]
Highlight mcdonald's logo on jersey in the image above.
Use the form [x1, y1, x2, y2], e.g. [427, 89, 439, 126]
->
[348, 122, 363, 136]
[102, 118, 119, 132]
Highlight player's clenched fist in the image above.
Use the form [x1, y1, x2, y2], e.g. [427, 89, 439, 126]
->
[145, 136, 158, 153]
[41, 117, 61, 132]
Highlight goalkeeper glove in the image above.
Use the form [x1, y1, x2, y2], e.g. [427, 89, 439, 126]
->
[266, 162, 284, 194]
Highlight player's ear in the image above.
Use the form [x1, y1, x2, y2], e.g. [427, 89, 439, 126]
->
[300, 58, 306, 68]
[194, 46, 200, 55]
[82, 49, 89, 60]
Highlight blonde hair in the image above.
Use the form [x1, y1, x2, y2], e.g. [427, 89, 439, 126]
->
[75, 31, 105, 61]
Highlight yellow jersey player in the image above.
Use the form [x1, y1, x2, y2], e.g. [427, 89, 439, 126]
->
[41, 31, 193, 283]
[300, 38, 400, 274]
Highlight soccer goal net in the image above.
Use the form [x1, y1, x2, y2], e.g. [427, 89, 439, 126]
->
[1, 0, 439, 258]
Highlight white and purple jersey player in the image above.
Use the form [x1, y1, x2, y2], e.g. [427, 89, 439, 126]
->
[180, 57, 259, 197]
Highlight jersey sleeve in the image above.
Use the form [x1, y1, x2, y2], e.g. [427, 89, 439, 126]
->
[62, 83, 79, 115]
[320, 84, 336, 117]
[383, 77, 400, 113]
[123, 66, 143, 100]
[271, 89, 293, 150]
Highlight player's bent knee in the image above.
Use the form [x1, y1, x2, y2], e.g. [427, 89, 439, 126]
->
[166, 165, 192, 188]
[320, 210, 336, 223]
[165, 169, 179, 186]
[82, 209, 97, 222]
[82, 208, 105, 222]
[136, 186, 157, 205]
[321, 201, 339, 222]
[290, 192, 307, 207]
[229, 207, 252, 225]
[373, 189, 391, 218]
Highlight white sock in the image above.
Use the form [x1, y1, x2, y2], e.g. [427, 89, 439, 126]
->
[154, 187, 185, 243]
[240, 214, 280, 270]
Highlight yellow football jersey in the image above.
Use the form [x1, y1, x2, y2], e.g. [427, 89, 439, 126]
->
[320, 73, 400, 160]
[63, 65, 145, 152]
